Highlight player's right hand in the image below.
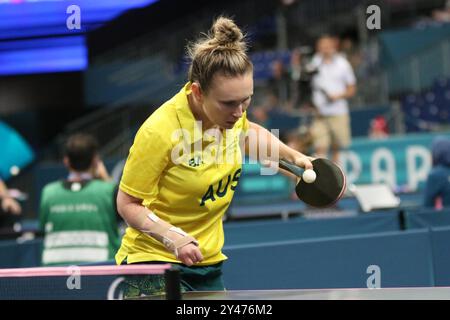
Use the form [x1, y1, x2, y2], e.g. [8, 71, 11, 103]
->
[177, 243, 203, 266]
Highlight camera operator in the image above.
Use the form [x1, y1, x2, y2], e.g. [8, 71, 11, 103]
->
[289, 47, 317, 110]
[308, 34, 356, 163]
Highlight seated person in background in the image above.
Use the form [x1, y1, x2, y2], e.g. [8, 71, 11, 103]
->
[368, 115, 389, 139]
[424, 136, 450, 209]
[40, 133, 120, 266]
[0, 178, 22, 216]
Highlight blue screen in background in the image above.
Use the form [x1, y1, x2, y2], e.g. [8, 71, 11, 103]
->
[0, 0, 158, 76]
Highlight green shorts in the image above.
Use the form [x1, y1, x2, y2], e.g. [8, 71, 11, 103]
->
[123, 261, 225, 298]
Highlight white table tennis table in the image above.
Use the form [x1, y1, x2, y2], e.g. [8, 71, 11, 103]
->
[140, 287, 450, 300]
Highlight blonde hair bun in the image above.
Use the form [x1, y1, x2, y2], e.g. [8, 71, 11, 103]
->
[211, 17, 243, 46]
[187, 16, 252, 92]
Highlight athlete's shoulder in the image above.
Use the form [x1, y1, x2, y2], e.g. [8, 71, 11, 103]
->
[141, 99, 179, 133]
[40, 180, 64, 203]
[42, 180, 64, 194]
[90, 179, 116, 191]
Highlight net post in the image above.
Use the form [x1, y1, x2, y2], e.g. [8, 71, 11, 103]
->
[164, 267, 181, 300]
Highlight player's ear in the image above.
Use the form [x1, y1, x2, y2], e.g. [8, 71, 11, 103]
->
[190, 82, 204, 102]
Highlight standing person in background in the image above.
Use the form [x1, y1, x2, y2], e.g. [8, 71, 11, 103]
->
[289, 48, 315, 111]
[267, 59, 291, 110]
[115, 16, 314, 298]
[309, 34, 356, 163]
[289, 48, 303, 110]
[424, 136, 450, 209]
[40, 133, 120, 266]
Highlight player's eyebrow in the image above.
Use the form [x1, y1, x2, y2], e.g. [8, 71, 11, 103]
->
[220, 95, 253, 104]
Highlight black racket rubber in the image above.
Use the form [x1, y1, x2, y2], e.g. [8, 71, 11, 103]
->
[280, 158, 346, 208]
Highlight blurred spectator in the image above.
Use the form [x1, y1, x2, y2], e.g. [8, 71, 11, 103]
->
[339, 35, 362, 77]
[369, 115, 389, 139]
[421, 0, 450, 25]
[288, 48, 315, 110]
[432, 1, 450, 23]
[40, 133, 120, 266]
[250, 105, 270, 127]
[309, 34, 357, 163]
[284, 125, 313, 154]
[423, 136, 450, 209]
[0, 178, 22, 216]
[267, 59, 291, 109]
[414, 1, 450, 28]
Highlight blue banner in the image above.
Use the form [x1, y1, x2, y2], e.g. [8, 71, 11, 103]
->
[341, 131, 450, 192]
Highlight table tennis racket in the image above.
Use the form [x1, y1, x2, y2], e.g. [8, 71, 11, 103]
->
[279, 158, 346, 208]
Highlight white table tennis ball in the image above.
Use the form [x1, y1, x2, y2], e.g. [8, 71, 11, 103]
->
[302, 169, 316, 183]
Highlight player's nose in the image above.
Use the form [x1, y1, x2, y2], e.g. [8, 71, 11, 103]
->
[232, 104, 243, 118]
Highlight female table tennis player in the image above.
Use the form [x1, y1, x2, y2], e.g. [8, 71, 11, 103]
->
[115, 16, 314, 297]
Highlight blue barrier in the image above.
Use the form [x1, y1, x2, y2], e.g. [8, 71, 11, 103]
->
[4, 211, 450, 290]
[404, 209, 450, 229]
[0, 239, 42, 268]
[224, 212, 401, 245]
[0, 212, 400, 268]
[429, 226, 450, 286]
[0, 274, 125, 300]
[223, 229, 434, 290]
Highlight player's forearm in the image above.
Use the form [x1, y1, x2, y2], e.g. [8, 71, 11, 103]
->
[116, 189, 154, 231]
[246, 121, 306, 163]
[116, 189, 198, 257]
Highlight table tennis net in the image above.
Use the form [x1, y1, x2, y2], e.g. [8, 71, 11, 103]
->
[0, 264, 172, 300]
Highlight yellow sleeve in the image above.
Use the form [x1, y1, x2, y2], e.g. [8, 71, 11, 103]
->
[119, 124, 171, 201]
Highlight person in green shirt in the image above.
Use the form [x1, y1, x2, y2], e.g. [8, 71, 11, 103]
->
[40, 133, 121, 266]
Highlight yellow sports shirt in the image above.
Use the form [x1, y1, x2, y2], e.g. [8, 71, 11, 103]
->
[116, 82, 249, 265]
